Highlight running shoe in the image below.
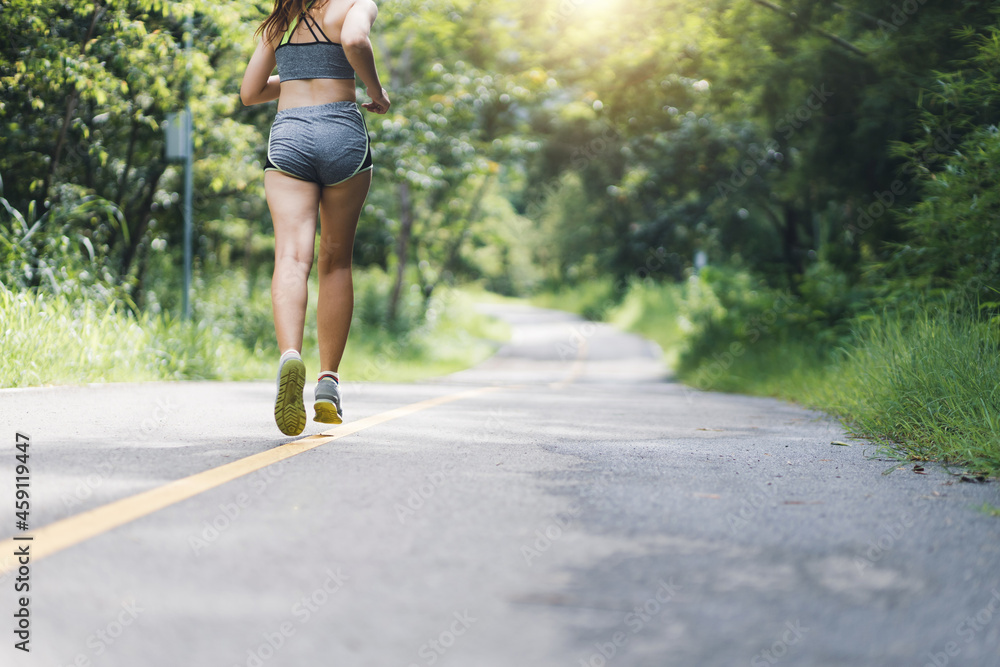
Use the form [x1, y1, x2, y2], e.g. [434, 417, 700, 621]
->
[274, 353, 306, 436]
[314, 377, 343, 424]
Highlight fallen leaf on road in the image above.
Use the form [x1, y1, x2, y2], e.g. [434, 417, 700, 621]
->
[960, 475, 988, 483]
[831, 441, 852, 447]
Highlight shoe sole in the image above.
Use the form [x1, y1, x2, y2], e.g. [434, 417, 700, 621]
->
[314, 400, 343, 425]
[274, 358, 306, 436]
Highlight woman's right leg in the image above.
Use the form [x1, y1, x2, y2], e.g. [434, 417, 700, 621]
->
[265, 170, 322, 354]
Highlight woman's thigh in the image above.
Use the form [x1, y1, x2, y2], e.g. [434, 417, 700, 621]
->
[318, 170, 372, 268]
[265, 170, 322, 262]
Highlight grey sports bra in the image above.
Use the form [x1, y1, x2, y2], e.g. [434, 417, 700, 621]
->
[274, 9, 355, 81]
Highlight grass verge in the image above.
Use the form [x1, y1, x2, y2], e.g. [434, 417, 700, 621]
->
[0, 271, 510, 388]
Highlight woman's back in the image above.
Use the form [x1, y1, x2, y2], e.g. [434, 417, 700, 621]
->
[273, 0, 359, 110]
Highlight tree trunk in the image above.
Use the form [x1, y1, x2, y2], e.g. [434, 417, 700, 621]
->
[116, 119, 140, 205]
[387, 180, 413, 324]
[422, 176, 491, 303]
[119, 164, 166, 280]
[384, 34, 414, 324]
[782, 203, 803, 287]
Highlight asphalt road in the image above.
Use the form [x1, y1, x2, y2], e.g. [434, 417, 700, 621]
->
[1, 303, 999, 667]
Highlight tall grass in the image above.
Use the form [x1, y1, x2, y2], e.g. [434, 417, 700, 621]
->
[335, 274, 511, 383]
[807, 309, 1000, 473]
[681, 339, 831, 397]
[0, 269, 510, 389]
[0, 284, 262, 386]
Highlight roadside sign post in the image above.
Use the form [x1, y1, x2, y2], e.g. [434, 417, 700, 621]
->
[164, 14, 195, 320]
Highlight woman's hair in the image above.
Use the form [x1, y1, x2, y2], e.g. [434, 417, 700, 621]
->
[255, 0, 326, 43]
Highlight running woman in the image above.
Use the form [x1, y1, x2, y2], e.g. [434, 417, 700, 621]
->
[241, 0, 390, 435]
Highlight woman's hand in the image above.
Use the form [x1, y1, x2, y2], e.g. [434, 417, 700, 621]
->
[362, 87, 390, 114]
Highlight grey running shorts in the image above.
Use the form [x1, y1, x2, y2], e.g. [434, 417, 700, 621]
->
[265, 101, 373, 186]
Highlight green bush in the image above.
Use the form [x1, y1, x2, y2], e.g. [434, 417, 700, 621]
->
[674, 263, 866, 384]
[352, 266, 425, 335]
[881, 125, 1000, 303]
[0, 175, 127, 302]
[608, 279, 685, 364]
[532, 278, 620, 322]
[192, 271, 276, 354]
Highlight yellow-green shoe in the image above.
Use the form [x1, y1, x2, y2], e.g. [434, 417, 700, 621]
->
[274, 354, 306, 436]
[314, 377, 343, 424]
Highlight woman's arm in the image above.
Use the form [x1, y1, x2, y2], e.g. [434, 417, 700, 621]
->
[240, 38, 280, 106]
[340, 0, 390, 114]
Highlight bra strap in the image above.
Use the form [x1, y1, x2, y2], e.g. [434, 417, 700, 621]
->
[279, 1, 333, 46]
[306, 15, 335, 43]
[301, 15, 328, 43]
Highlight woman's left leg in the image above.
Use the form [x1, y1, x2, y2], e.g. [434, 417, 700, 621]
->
[265, 170, 322, 354]
[265, 170, 321, 436]
[316, 169, 372, 373]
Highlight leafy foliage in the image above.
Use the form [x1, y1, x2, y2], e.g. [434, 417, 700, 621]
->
[0, 0, 266, 305]
[879, 25, 1000, 302]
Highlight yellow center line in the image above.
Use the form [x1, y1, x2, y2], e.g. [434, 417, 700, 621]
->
[549, 337, 588, 390]
[0, 385, 502, 575]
